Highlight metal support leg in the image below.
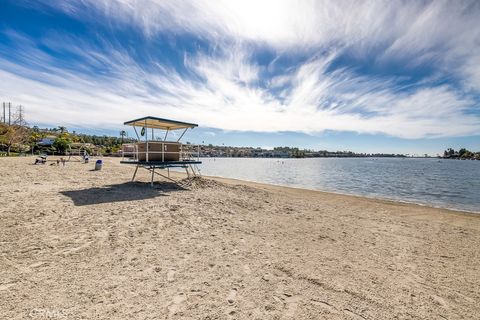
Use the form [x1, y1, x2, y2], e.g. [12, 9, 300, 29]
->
[194, 164, 201, 177]
[151, 166, 155, 187]
[149, 167, 185, 185]
[189, 164, 196, 177]
[132, 164, 139, 182]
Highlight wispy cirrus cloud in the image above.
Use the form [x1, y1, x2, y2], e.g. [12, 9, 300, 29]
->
[1, 0, 479, 139]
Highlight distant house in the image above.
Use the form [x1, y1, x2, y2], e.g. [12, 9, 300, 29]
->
[273, 151, 289, 158]
[37, 136, 56, 146]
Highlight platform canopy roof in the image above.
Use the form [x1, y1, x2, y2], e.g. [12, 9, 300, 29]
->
[124, 116, 198, 130]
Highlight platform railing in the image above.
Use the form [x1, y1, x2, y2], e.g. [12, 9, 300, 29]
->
[121, 142, 200, 162]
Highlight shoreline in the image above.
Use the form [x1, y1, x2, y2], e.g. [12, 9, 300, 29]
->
[196, 156, 480, 215]
[198, 173, 480, 217]
[4, 155, 478, 215]
[8, 155, 480, 214]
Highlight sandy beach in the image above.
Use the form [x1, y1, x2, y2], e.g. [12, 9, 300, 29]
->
[1, 156, 479, 319]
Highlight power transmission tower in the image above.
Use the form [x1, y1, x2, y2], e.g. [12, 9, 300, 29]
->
[1, 102, 26, 125]
[17, 105, 25, 125]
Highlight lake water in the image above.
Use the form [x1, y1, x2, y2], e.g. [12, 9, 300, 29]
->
[195, 157, 480, 213]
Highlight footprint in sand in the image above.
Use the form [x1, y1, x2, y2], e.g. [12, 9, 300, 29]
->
[54, 241, 93, 256]
[310, 299, 337, 314]
[343, 308, 367, 320]
[227, 288, 238, 304]
[0, 282, 16, 291]
[167, 269, 176, 282]
[168, 293, 186, 317]
[431, 295, 448, 308]
[27, 262, 48, 273]
[243, 264, 251, 275]
[28, 261, 48, 269]
[284, 295, 302, 318]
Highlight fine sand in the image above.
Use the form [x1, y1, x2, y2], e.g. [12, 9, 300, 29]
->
[1, 156, 479, 319]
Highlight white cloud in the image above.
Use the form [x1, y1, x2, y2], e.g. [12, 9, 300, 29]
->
[0, 40, 478, 139]
[43, 3, 473, 47]
[2, 0, 479, 138]
[29, 0, 480, 91]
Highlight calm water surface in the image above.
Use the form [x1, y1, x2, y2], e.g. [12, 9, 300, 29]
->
[195, 158, 480, 213]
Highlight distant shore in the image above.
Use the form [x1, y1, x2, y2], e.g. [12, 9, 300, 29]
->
[1, 156, 479, 319]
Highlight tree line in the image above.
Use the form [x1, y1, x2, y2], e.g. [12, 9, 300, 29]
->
[0, 122, 135, 156]
[442, 148, 480, 160]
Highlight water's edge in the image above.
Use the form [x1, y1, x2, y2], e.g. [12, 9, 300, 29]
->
[202, 172, 480, 215]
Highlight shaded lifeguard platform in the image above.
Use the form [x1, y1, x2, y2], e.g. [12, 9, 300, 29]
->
[120, 116, 202, 186]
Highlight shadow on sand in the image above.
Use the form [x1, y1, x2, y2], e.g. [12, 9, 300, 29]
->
[61, 181, 186, 206]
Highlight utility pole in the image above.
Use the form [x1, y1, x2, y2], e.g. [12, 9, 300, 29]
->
[2, 102, 5, 124]
[8, 102, 11, 125]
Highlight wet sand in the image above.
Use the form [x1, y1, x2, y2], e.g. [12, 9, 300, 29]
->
[1, 157, 479, 319]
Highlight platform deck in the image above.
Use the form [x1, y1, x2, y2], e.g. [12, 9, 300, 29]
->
[120, 160, 202, 167]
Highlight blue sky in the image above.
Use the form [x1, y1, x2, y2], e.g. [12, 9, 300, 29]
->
[0, 0, 479, 155]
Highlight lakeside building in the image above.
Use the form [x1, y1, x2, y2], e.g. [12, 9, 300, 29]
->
[197, 145, 406, 158]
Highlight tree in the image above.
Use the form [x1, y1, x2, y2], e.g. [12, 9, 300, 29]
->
[29, 130, 42, 154]
[58, 126, 67, 134]
[462, 151, 474, 159]
[458, 148, 468, 158]
[0, 123, 30, 156]
[443, 148, 455, 158]
[120, 130, 127, 144]
[53, 134, 72, 154]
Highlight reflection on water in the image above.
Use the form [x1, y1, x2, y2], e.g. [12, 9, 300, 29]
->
[196, 157, 480, 213]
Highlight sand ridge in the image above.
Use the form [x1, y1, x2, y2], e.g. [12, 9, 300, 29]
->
[1, 157, 479, 319]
